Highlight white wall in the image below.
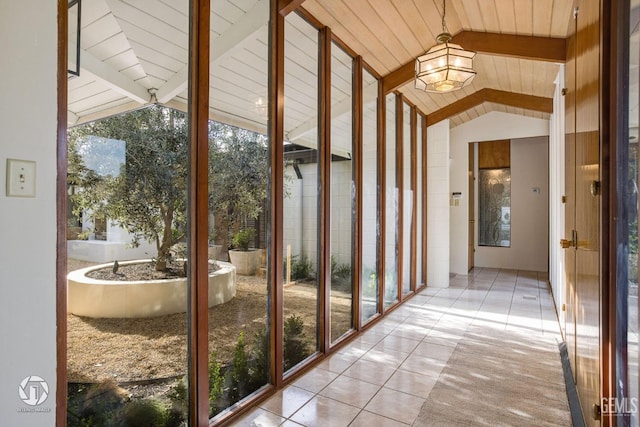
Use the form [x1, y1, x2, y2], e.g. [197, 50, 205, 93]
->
[427, 120, 450, 287]
[449, 112, 550, 274]
[474, 137, 550, 271]
[549, 67, 566, 327]
[0, 1, 57, 425]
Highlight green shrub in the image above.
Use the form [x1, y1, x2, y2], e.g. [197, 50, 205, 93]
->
[208, 352, 225, 414]
[249, 328, 269, 390]
[232, 229, 255, 251]
[67, 380, 128, 427]
[284, 315, 310, 370]
[119, 398, 167, 427]
[287, 254, 313, 280]
[166, 378, 187, 426]
[230, 332, 251, 401]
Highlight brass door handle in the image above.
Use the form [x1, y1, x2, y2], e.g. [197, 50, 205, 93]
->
[560, 239, 573, 249]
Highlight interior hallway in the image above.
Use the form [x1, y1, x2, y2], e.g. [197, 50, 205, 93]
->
[234, 268, 572, 426]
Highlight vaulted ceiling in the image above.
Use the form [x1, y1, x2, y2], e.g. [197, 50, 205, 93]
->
[68, 0, 574, 133]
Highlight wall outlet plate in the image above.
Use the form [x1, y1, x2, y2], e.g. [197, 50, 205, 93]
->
[6, 159, 36, 197]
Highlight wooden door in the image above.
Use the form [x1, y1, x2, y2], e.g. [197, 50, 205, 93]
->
[468, 143, 474, 271]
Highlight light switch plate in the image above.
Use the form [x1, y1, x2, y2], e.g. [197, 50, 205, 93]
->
[6, 159, 36, 197]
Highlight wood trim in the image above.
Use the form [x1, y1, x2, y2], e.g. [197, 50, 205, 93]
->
[377, 89, 387, 316]
[382, 62, 414, 95]
[56, 0, 68, 424]
[451, 31, 567, 62]
[396, 95, 404, 301]
[278, 0, 305, 16]
[382, 32, 566, 93]
[269, 0, 285, 388]
[187, 0, 210, 424]
[421, 114, 428, 288]
[425, 88, 554, 127]
[296, 6, 324, 30]
[319, 26, 331, 353]
[602, 0, 624, 424]
[353, 55, 363, 330]
[410, 107, 418, 292]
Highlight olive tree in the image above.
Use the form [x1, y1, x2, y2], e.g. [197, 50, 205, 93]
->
[69, 105, 188, 271]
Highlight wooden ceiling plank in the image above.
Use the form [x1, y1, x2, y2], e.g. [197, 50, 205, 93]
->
[533, 0, 554, 35]
[494, 0, 516, 34]
[513, 0, 533, 35]
[279, 0, 306, 16]
[478, 0, 501, 33]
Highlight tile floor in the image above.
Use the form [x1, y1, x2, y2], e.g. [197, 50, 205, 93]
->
[232, 268, 569, 426]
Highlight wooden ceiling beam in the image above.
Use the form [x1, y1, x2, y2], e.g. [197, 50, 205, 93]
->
[279, 0, 306, 16]
[451, 31, 566, 63]
[425, 88, 553, 127]
[382, 32, 566, 93]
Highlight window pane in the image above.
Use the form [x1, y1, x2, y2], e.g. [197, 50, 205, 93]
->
[207, 0, 271, 418]
[385, 93, 398, 307]
[478, 168, 511, 247]
[361, 69, 379, 324]
[66, 0, 190, 424]
[283, 12, 319, 371]
[416, 115, 424, 286]
[402, 102, 412, 295]
[330, 42, 354, 342]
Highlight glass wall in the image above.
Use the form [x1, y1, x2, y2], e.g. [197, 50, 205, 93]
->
[402, 102, 413, 295]
[66, 2, 190, 425]
[385, 93, 399, 307]
[206, 0, 271, 419]
[478, 168, 511, 247]
[282, 12, 320, 371]
[361, 69, 379, 324]
[416, 114, 424, 286]
[624, 0, 639, 423]
[330, 41, 354, 342]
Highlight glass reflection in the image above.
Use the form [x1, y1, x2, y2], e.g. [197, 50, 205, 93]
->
[385, 93, 398, 307]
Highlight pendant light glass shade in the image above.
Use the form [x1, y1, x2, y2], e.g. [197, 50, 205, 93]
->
[415, 32, 476, 93]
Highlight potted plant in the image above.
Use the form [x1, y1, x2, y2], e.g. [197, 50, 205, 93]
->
[228, 229, 260, 275]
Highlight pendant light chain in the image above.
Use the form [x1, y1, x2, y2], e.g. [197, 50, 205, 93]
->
[441, 0, 448, 34]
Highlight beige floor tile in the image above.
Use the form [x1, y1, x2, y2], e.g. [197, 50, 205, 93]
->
[374, 334, 421, 353]
[232, 408, 285, 427]
[291, 367, 339, 393]
[290, 395, 360, 427]
[343, 359, 397, 385]
[317, 352, 359, 374]
[349, 410, 409, 427]
[361, 347, 409, 368]
[319, 375, 380, 408]
[384, 369, 437, 398]
[399, 353, 447, 379]
[259, 386, 314, 418]
[413, 342, 456, 361]
[364, 387, 425, 425]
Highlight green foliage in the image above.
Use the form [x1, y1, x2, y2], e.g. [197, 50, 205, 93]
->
[287, 254, 314, 280]
[119, 398, 168, 427]
[68, 105, 188, 271]
[331, 255, 352, 280]
[249, 328, 269, 390]
[208, 123, 268, 245]
[166, 378, 187, 426]
[284, 315, 310, 371]
[208, 352, 225, 414]
[362, 265, 378, 298]
[229, 332, 251, 401]
[67, 380, 128, 427]
[232, 228, 256, 251]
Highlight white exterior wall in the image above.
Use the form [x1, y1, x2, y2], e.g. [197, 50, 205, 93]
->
[427, 120, 450, 287]
[331, 161, 353, 265]
[0, 1, 57, 424]
[449, 112, 551, 275]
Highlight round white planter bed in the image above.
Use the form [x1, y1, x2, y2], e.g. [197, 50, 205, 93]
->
[67, 260, 236, 318]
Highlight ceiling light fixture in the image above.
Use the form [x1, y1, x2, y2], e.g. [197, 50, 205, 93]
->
[415, 0, 476, 93]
